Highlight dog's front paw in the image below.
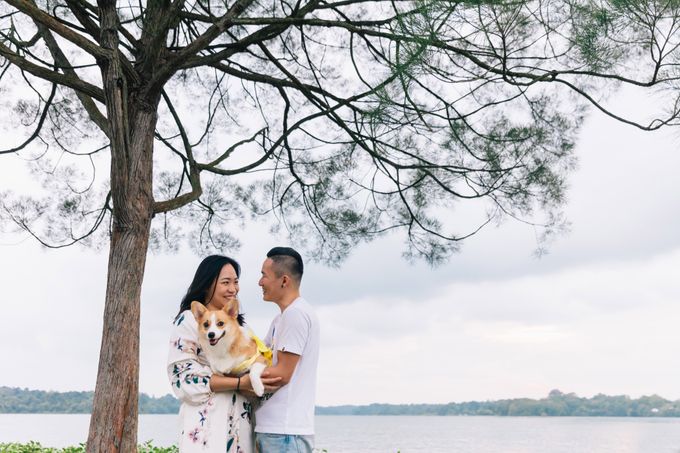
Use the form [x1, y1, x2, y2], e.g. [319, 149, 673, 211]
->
[251, 378, 265, 397]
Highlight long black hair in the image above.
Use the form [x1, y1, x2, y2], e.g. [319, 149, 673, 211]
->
[176, 255, 244, 325]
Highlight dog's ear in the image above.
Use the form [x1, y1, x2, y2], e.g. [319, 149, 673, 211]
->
[190, 301, 207, 321]
[224, 298, 239, 319]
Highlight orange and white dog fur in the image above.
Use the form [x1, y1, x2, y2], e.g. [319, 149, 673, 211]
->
[191, 299, 268, 396]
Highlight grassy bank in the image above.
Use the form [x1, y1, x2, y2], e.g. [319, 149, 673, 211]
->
[0, 442, 178, 452]
[0, 442, 335, 453]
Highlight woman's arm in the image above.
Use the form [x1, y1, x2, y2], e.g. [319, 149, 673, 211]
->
[167, 312, 215, 404]
[209, 374, 241, 392]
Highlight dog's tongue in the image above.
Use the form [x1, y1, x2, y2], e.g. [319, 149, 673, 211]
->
[209, 338, 218, 346]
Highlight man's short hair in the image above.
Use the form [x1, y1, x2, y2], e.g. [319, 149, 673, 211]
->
[267, 246, 304, 282]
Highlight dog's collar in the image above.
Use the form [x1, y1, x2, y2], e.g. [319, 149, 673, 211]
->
[231, 351, 262, 375]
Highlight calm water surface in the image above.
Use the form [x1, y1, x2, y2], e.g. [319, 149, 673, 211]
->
[1, 414, 680, 452]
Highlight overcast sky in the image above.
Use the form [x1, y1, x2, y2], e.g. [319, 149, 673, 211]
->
[1, 86, 679, 406]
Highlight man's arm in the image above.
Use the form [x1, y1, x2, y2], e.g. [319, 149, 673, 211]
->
[237, 352, 299, 396]
[262, 351, 300, 385]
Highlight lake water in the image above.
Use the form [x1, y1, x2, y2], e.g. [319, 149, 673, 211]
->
[1, 414, 680, 452]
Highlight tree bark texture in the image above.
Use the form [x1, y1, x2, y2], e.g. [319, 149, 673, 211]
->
[86, 2, 159, 451]
[86, 108, 157, 453]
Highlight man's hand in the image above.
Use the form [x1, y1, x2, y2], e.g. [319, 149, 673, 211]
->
[239, 373, 282, 398]
[261, 369, 283, 393]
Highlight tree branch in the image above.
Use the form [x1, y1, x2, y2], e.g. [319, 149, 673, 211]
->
[153, 90, 203, 214]
[0, 82, 56, 154]
[0, 42, 105, 101]
[149, 0, 258, 90]
[33, 17, 110, 136]
[5, 0, 107, 58]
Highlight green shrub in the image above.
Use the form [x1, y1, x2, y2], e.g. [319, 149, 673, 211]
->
[0, 442, 178, 453]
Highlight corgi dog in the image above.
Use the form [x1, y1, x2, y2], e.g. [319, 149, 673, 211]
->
[191, 299, 271, 396]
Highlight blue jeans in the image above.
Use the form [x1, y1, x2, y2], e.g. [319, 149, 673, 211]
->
[255, 433, 314, 453]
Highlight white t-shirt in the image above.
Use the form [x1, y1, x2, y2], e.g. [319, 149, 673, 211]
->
[255, 297, 320, 435]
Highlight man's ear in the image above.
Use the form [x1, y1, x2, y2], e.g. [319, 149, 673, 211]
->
[224, 298, 239, 319]
[191, 301, 207, 321]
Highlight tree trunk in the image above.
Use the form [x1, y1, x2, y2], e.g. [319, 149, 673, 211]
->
[86, 213, 151, 452]
[86, 2, 159, 442]
[86, 99, 157, 451]
[86, 2, 165, 450]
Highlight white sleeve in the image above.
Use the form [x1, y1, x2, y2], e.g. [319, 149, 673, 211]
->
[263, 319, 275, 349]
[275, 307, 310, 356]
[166, 311, 214, 405]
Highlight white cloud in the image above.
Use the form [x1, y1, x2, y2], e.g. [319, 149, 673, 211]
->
[314, 248, 680, 405]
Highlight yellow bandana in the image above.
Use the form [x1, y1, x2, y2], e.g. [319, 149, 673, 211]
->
[231, 331, 273, 375]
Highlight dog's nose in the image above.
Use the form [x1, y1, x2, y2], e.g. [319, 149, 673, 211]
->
[208, 332, 215, 339]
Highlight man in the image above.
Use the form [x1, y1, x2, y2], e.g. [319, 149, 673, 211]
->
[254, 246, 320, 453]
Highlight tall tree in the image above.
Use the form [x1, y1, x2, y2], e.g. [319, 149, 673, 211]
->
[1, 0, 679, 451]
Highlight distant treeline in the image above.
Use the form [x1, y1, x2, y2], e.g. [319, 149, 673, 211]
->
[3, 387, 680, 416]
[316, 390, 680, 417]
[0, 387, 179, 414]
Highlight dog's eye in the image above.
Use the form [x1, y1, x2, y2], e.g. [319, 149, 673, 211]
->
[203, 322, 209, 328]
[217, 321, 224, 327]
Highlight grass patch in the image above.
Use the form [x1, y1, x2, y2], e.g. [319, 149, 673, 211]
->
[0, 442, 334, 453]
[0, 442, 178, 452]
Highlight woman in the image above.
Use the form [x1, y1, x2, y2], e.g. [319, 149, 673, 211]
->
[167, 255, 277, 452]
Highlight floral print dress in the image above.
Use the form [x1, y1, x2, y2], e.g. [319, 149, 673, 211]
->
[167, 310, 253, 452]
